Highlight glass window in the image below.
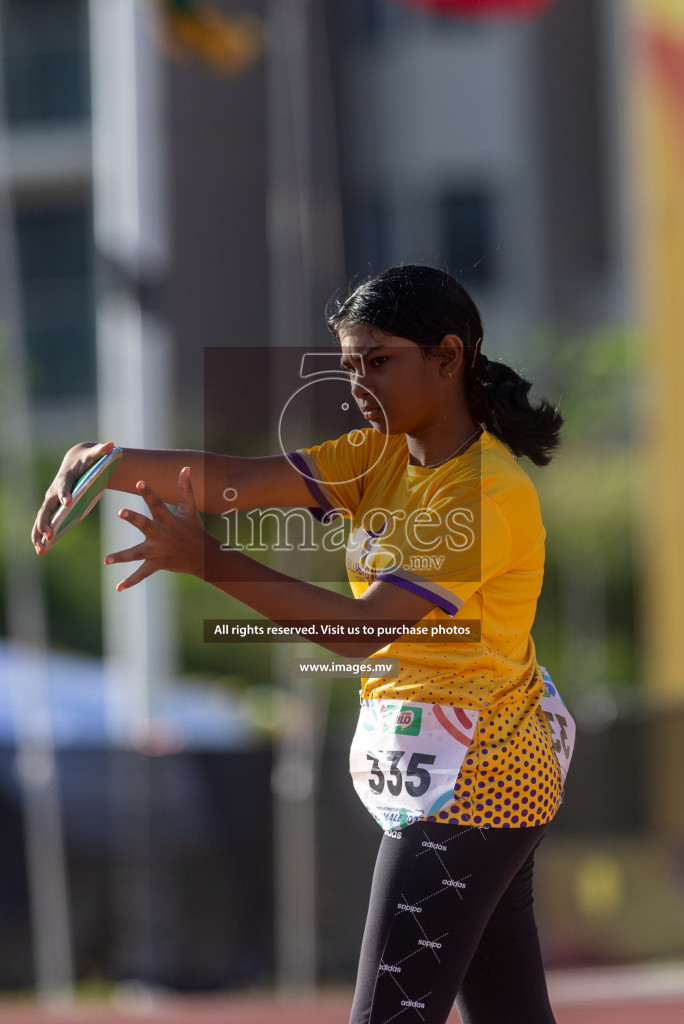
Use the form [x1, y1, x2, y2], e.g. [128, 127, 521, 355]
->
[357, 1, 485, 46]
[350, 0, 384, 42]
[3, 0, 90, 125]
[440, 187, 497, 289]
[16, 202, 96, 399]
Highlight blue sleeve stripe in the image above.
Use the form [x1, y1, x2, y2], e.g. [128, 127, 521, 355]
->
[376, 570, 464, 617]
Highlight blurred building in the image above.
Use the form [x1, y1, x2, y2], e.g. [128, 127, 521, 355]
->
[2, 0, 270, 441]
[334, 0, 629, 348]
[3, 0, 95, 431]
[2, 0, 630, 432]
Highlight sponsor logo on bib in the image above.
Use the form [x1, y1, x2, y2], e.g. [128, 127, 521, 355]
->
[381, 703, 422, 735]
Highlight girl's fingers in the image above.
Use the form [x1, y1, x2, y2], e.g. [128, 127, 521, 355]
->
[177, 466, 196, 514]
[118, 507, 152, 533]
[104, 543, 147, 566]
[115, 563, 156, 592]
[55, 473, 74, 507]
[135, 480, 172, 517]
[34, 500, 61, 546]
[103, 473, 199, 588]
[57, 441, 114, 506]
[33, 524, 53, 552]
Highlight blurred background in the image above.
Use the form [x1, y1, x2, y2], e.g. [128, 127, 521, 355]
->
[1, 0, 684, 1008]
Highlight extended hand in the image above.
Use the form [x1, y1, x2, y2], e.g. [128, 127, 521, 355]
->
[32, 440, 116, 553]
[104, 467, 205, 591]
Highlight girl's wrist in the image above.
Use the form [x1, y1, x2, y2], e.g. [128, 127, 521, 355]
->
[196, 531, 223, 582]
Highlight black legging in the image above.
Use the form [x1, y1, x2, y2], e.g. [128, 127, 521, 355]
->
[350, 822, 556, 1024]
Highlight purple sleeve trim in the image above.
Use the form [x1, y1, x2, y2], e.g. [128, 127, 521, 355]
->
[286, 451, 332, 522]
[376, 573, 462, 617]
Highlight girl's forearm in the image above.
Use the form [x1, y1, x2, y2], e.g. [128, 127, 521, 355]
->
[200, 536, 384, 658]
[109, 448, 231, 512]
[109, 449, 315, 514]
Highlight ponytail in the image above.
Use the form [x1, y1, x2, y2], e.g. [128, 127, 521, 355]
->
[468, 355, 563, 467]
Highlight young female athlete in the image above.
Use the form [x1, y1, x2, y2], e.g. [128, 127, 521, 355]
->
[33, 265, 566, 1024]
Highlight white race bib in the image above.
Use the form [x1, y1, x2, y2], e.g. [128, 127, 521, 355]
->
[349, 699, 479, 831]
[539, 666, 575, 783]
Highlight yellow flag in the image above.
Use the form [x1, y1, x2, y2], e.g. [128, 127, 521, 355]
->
[158, 0, 265, 74]
[630, 0, 684, 702]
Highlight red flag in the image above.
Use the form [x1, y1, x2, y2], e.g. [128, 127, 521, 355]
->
[387, 0, 553, 16]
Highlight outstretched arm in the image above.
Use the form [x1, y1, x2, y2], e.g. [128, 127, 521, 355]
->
[32, 440, 317, 553]
[103, 468, 436, 658]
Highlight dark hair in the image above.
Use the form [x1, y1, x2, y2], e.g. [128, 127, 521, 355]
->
[325, 265, 562, 466]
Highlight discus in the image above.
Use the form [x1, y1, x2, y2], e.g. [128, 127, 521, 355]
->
[48, 447, 123, 546]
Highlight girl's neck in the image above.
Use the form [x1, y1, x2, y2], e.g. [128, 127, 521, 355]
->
[406, 417, 482, 469]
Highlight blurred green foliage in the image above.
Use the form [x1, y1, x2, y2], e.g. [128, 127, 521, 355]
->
[0, 456, 103, 656]
[524, 325, 642, 702]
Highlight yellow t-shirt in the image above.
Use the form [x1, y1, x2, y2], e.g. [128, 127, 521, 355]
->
[289, 429, 563, 827]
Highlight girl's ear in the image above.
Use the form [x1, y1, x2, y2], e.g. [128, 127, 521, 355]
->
[438, 333, 465, 377]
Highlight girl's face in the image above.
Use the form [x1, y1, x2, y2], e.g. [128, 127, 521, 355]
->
[339, 325, 449, 438]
